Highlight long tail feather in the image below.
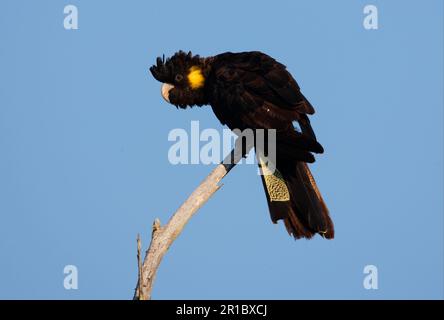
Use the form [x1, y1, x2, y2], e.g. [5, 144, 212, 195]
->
[257, 130, 334, 240]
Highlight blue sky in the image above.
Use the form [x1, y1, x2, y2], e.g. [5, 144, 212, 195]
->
[0, 0, 442, 299]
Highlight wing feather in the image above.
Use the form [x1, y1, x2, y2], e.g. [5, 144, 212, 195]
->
[210, 51, 315, 131]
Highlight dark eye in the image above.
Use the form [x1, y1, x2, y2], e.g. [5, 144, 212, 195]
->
[175, 74, 183, 82]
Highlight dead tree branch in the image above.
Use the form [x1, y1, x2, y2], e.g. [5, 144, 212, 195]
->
[134, 143, 251, 300]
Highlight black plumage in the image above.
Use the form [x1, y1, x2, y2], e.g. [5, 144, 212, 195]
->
[150, 50, 334, 239]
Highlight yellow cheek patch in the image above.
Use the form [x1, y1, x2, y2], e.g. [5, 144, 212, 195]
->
[187, 66, 205, 90]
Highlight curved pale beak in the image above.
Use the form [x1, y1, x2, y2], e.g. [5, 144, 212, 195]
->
[161, 83, 174, 103]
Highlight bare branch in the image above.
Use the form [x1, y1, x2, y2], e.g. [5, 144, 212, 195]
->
[134, 143, 251, 300]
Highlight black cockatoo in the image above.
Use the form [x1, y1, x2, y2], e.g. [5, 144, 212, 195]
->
[150, 51, 334, 240]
